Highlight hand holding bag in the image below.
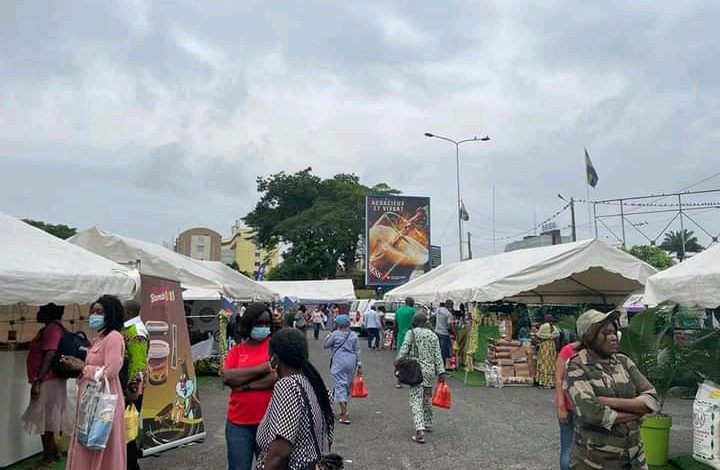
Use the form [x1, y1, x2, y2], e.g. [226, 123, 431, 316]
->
[432, 380, 452, 409]
[350, 370, 368, 398]
[394, 329, 423, 386]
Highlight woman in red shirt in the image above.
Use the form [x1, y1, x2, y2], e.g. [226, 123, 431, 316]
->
[21, 303, 72, 466]
[555, 341, 580, 470]
[221, 303, 277, 470]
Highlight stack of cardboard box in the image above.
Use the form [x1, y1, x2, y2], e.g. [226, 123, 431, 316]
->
[486, 338, 535, 386]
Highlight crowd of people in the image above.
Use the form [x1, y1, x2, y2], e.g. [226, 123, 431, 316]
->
[21, 295, 150, 470]
[18, 294, 661, 470]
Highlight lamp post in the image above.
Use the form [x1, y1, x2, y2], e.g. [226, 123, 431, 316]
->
[424, 132, 491, 261]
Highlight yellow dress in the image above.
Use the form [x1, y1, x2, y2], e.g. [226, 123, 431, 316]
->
[535, 322, 560, 387]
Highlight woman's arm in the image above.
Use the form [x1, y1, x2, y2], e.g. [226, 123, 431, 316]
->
[353, 334, 362, 367]
[566, 360, 634, 430]
[31, 350, 57, 399]
[262, 437, 293, 470]
[239, 371, 277, 391]
[597, 397, 653, 415]
[555, 354, 568, 421]
[598, 355, 660, 415]
[323, 332, 335, 349]
[221, 364, 271, 388]
[397, 329, 412, 360]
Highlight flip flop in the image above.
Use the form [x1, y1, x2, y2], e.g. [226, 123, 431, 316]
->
[339, 417, 351, 424]
[411, 435, 426, 444]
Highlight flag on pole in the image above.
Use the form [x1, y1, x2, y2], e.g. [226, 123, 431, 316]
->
[459, 200, 470, 221]
[585, 148, 599, 188]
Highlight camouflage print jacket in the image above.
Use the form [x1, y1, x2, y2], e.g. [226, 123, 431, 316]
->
[565, 349, 659, 453]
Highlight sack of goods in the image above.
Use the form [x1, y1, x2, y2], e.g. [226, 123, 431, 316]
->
[485, 339, 534, 386]
[693, 381, 720, 469]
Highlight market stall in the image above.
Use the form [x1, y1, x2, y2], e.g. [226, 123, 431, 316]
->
[644, 243, 720, 308]
[385, 239, 657, 385]
[0, 211, 139, 467]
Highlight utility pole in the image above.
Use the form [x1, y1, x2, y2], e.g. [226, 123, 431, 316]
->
[492, 186, 496, 253]
[467, 232, 473, 260]
[570, 197, 577, 242]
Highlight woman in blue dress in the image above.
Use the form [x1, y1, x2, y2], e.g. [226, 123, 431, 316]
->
[323, 314, 361, 424]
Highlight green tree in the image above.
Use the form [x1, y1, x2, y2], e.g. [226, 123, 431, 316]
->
[22, 219, 77, 239]
[626, 245, 674, 270]
[243, 168, 398, 280]
[660, 229, 704, 260]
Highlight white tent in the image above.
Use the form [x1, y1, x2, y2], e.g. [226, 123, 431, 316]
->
[644, 243, 720, 308]
[260, 279, 357, 304]
[69, 227, 272, 301]
[384, 239, 657, 306]
[197, 261, 275, 301]
[0, 212, 139, 306]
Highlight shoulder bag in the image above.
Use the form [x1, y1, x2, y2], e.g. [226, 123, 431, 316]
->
[292, 378, 344, 470]
[395, 329, 423, 386]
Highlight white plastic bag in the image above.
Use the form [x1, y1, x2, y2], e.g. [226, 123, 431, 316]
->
[693, 380, 720, 469]
[76, 368, 118, 451]
[484, 365, 504, 388]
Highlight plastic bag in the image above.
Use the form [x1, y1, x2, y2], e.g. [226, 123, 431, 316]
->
[432, 381, 452, 409]
[351, 370, 368, 398]
[76, 369, 118, 451]
[484, 365, 504, 388]
[125, 404, 139, 443]
[694, 381, 720, 469]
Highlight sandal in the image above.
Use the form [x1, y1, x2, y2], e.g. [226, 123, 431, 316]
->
[411, 435, 426, 444]
[424, 427, 433, 433]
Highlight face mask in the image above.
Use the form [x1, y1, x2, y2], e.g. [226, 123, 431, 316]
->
[89, 314, 105, 330]
[251, 326, 271, 341]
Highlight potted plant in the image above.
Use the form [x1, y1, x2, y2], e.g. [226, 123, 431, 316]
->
[620, 305, 720, 466]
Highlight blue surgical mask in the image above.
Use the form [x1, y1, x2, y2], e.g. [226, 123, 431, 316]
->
[250, 326, 271, 341]
[89, 314, 105, 330]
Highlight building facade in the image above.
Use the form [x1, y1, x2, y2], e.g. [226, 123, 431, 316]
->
[175, 227, 223, 261]
[504, 229, 573, 253]
[222, 226, 281, 277]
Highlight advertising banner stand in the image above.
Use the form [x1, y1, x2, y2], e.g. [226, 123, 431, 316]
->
[366, 195, 431, 287]
[138, 275, 205, 456]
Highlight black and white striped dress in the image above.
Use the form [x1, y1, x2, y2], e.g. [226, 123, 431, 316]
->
[255, 374, 332, 470]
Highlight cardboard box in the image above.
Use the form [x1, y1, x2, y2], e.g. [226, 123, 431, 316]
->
[500, 366, 515, 377]
[497, 358, 514, 366]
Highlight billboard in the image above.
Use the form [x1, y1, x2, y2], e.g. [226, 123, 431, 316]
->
[139, 275, 205, 456]
[366, 195, 431, 286]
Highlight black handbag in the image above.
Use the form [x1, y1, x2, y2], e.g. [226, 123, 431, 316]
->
[293, 378, 344, 470]
[394, 329, 423, 386]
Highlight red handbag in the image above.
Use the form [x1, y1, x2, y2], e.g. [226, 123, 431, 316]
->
[351, 370, 368, 398]
[432, 381, 452, 409]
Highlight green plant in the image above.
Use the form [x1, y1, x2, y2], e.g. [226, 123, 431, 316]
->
[620, 305, 720, 413]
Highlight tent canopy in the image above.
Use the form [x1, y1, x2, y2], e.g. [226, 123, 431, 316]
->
[197, 261, 275, 302]
[644, 243, 720, 308]
[69, 227, 272, 301]
[0, 211, 139, 306]
[259, 279, 357, 304]
[384, 239, 657, 306]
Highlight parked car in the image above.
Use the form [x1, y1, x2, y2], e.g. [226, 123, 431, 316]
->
[350, 299, 374, 334]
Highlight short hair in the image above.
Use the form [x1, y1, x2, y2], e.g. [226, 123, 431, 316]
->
[124, 300, 141, 316]
[93, 295, 125, 334]
[238, 303, 272, 341]
[38, 303, 65, 321]
[405, 297, 415, 307]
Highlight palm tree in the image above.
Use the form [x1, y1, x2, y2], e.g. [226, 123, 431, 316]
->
[660, 229, 704, 260]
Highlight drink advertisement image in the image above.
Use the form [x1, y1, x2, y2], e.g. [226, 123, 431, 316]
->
[366, 195, 431, 286]
[139, 275, 205, 455]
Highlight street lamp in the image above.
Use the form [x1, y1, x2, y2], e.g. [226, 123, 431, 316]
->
[424, 132, 491, 261]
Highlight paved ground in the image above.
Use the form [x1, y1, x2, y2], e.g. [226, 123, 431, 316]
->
[151, 335, 694, 470]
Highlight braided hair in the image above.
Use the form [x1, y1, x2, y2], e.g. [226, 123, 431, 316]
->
[92, 294, 125, 335]
[237, 303, 273, 341]
[269, 328, 334, 433]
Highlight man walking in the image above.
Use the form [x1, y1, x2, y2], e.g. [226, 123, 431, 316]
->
[434, 300, 454, 368]
[311, 306, 325, 340]
[363, 303, 381, 349]
[394, 297, 416, 388]
[122, 300, 149, 470]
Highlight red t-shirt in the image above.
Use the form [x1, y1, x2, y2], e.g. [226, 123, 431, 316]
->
[26, 322, 64, 383]
[559, 343, 578, 410]
[224, 339, 273, 425]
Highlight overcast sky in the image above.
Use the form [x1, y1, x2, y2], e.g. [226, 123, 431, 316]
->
[2, 0, 719, 262]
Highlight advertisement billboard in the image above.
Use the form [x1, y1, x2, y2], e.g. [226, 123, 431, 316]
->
[139, 275, 205, 455]
[366, 195, 431, 286]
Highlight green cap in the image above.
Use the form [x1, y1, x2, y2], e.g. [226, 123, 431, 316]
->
[576, 309, 620, 340]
